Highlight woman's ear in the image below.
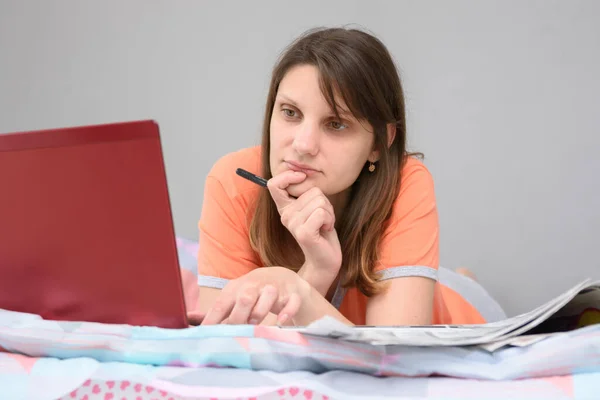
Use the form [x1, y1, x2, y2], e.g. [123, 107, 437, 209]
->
[368, 150, 379, 163]
[369, 123, 397, 162]
[387, 123, 397, 148]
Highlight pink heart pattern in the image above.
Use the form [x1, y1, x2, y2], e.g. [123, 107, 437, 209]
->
[56, 379, 330, 400]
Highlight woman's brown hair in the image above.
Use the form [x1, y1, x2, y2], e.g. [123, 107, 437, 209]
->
[249, 26, 414, 296]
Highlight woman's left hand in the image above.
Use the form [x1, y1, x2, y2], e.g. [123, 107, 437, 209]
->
[267, 171, 342, 275]
[201, 267, 311, 326]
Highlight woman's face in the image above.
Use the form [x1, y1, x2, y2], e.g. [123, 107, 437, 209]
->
[269, 64, 377, 205]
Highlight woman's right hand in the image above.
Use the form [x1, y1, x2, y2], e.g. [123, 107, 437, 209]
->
[267, 171, 342, 292]
[200, 266, 310, 326]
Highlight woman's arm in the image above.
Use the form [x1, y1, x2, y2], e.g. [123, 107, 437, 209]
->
[364, 159, 440, 326]
[293, 283, 353, 326]
[366, 277, 435, 325]
[297, 261, 338, 298]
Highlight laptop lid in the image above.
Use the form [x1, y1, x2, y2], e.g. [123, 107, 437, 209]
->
[0, 120, 188, 329]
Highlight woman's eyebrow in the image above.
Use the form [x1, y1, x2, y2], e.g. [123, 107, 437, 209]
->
[277, 93, 353, 118]
[275, 94, 298, 106]
[330, 108, 352, 118]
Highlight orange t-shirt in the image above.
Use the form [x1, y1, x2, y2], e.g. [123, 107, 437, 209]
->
[197, 146, 486, 325]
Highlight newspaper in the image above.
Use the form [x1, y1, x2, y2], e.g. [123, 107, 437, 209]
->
[285, 278, 600, 351]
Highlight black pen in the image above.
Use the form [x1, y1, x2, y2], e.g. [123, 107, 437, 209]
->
[236, 168, 268, 187]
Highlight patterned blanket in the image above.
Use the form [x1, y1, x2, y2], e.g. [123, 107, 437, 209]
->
[1, 237, 597, 399]
[1, 305, 599, 399]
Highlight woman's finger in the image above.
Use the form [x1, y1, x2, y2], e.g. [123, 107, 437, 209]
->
[288, 187, 325, 210]
[286, 194, 335, 233]
[201, 295, 235, 325]
[294, 208, 334, 244]
[267, 171, 306, 211]
[247, 285, 279, 324]
[276, 292, 302, 326]
[227, 286, 260, 324]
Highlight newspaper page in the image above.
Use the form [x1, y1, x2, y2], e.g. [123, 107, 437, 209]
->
[284, 278, 600, 349]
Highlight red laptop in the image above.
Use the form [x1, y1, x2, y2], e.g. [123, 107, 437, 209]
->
[0, 120, 188, 329]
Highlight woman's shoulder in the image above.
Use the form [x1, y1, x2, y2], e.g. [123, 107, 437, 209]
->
[206, 145, 263, 200]
[389, 155, 437, 219]
[400, 155, 433, 182]
[375, 155, 439, 271]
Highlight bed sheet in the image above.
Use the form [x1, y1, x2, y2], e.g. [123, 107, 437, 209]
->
[4, 355, 599, 400]
[1, 306, 599, 399]
[1, 237, 596, 398]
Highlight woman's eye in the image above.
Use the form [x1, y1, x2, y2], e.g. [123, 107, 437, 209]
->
[282, 109, 297, 118]
[329, 121, 347, 131]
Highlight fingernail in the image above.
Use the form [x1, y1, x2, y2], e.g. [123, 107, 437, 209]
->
[249, 319, 259, 325]
[277, 314, 289, 326]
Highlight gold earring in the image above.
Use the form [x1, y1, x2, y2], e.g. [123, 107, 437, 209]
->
[368, 162, 376, 172]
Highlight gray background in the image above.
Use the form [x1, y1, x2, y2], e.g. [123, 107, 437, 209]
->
[1, 0, 598, 316]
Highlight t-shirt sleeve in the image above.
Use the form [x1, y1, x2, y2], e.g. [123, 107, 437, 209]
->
[374, 159, 440, 282]
[197, 174, 261, 289]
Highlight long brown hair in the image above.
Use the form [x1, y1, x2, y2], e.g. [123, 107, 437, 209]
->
[249, 27, 415, 296]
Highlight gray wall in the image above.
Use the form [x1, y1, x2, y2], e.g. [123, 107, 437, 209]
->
[1, 0, 598, 317]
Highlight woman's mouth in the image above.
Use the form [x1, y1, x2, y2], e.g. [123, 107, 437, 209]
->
[285, 161, 319, 176]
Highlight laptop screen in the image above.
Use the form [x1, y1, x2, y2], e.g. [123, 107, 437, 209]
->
[0, 121, 187, 328]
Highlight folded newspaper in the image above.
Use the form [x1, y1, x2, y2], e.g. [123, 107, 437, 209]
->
[287, 278, 600, 351]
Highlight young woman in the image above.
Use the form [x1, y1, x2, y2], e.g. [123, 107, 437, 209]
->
[192, 27, 487, 327]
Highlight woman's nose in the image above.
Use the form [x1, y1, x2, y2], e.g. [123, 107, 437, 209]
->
[292, 122, 320, 156]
